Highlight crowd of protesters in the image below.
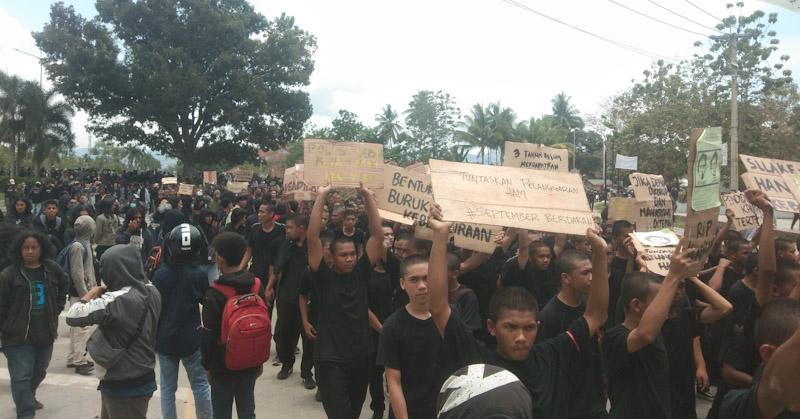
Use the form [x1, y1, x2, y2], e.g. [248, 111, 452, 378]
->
[1, 165, 800, 419]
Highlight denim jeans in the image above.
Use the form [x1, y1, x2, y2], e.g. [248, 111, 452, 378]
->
[2, 343, 54, 419]
[210, 372, 257, 419]
[157, 350, 212, 419]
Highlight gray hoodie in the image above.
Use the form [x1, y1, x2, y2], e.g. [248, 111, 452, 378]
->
[66, 244, 161, 387]
[68, 215, 96, 297]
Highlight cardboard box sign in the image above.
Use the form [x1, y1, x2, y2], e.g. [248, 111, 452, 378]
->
[178, 183, 195, 196]
[283, 164, 318, 201]
[428, 159, 593, 235]
[720, 191, 762, 231]
[503, 141, 568, 172]
[303, 139, 384, 188]
[739, 154, 800, 213]
[203, 171, 217, 185]
[374, 165, 433, 227]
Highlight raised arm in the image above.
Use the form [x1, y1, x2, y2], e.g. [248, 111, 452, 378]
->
[748, 190, 775, 306]
[307, 185, 331, 272]
[626, 243, 697, 353]
[553, 233, 567, 258]
[360, 183, 385, 267]
[516, 229, 533, 270]
[583, 228, 609, 335]
[708, 210, 734, 261]
[428, 204, 453, 335]
[757, 326, 800, 419]
[687, 276, 733, 324]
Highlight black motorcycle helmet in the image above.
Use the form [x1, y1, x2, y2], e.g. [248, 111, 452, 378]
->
[165, 223, 207, 264]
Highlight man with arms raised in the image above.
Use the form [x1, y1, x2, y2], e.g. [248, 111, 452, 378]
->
[307, 183, 384, 419]
[427, 204, 609, 418]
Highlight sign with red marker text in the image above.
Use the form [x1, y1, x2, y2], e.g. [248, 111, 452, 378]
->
[428, 160, 593, 235]
[503, 141, 568, 172]
[303, 140, 384, 188]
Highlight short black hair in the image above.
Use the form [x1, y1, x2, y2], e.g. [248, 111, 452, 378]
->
[488, 287, 539, 322]
[230, 207, 246, 224]
[285, 213, 309, 229]
[726, 238, 751, 254]
[745, 252, 759, 275]
[556, 249, 590, 278]
[330, 235, 356, 255]
[212, 232, 248, 267]
[620, 272, 663, 313]
[400, 254, 429, 278]
[755, 298, 800, 347]
[446, 252, 461, 272]
[43, 199, 59, 208]
[260, 203, 275, 214]
[775, 260, 800, 289]
[398, 232, 432, 257]
[7, 229, 55, 266]
[775, 238, 797, 253]
[612, 220, 633, 238]
[320, 230, 336, 249]
[344, 209, 357, 218]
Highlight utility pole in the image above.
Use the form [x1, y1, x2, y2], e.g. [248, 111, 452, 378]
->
[728, 36, 739, 190]
[12, 48, 43, 86]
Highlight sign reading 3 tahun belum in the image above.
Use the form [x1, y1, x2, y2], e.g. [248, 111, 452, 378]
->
[428, 159, 593, 235]
[503, 141, 568, 172]
[303, 139, 384, 189]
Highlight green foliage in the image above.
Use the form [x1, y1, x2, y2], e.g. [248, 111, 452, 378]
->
[60, 140, 161, 171]
[34, 0, 316, 175]
[400, 90, 461, 161]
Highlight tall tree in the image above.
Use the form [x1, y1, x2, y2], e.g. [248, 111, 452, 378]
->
[375, 104, 402, 147]
[20, 83, 75, 174]
[330, 109, 369, 141]
[456, 104, 495, 164]
[34, 0, 316, 176]
[550, 92, 584, 131]
[0, 72, 26, 177]
[401, 90, 460, 162]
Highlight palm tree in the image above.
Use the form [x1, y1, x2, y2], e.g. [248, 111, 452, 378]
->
[0, 71, 27, 177]
[456, 104, 496, 164]
[550, 92, 584, 131]
[375, 104, 402, 147]
[20, 83, 75, 175]
[486, 102, 516, 162]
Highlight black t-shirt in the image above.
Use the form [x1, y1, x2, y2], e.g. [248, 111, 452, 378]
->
[336, 227, 365, 253]
[721, 280, 759, 375]
[721, 366, 800, 419]
[500, 257, 559, 309]
[368, 268, 394, 323]
[608, 256, 633, 326]
[448, 285, 482, 331]
[273, 239, 308, 305]
[439, 311, 592, 418]
[537, 296, 607, 418]
[247, 223, 285, 278]
[377, 308, 442, 419]
[720, 267, 746, 298]
[605, 324, 671, 419]
[662, 301, 704, 419]
[298, 268, 317, 324]
[311, 255, 373, 361]
[23, 267, 48, 344]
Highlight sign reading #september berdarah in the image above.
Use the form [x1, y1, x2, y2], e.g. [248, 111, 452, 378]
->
[503, 141, 568, 172]
[303, 139, 384, 188]
[429, 160, 593, 235]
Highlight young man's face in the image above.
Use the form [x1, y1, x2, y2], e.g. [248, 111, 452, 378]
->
[21, 237, 42, 266]
[320, 211, 329, 225]
[627, 283, 661, 317]
[344, 215, 357, 230]
[394, 239, 419, 261]
[575, 240, 592, 256]
[285, 220, 305, 241]
[332, 242, 357, 273]
[614, 227, 634, 248]
[531, 246, 552, 271]
[15, 200, 26, 214]
[258, 205, 273, 224]
[728, 244, 752, 266]
[382, 226, 395, 249]
[400, 263, 429, 306]
[565, 260, 593, 294]
[331, 209, 344, 226]
[44, 204, 59, 219]
[778, 244, 800, 264]
[488, 309, 538, 361]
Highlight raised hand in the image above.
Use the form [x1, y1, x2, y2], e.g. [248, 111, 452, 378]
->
[428, 203, 452, 233]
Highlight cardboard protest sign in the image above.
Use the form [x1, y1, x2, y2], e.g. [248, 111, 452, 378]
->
[452, 223, 500, 254]
[159, 177, 178, 197]
[283, 165, 318, 201]
[428, 160, 593, 235]
[683, 208, 720, 270]
[378, 209, 413, 225]
[162, 177, 178, 185]
[629, 173, 671, 207]
[178, 183, 195, 196]
[374, 165, 433, 227]
[203, 171, 217, 185]
[608, 197, 671, 231]
[226, 181, 249, 193]
[608, 197, 640, 223]
[503, 141, 568, 172]
[303, 139, 384, 188]
[405, 162, 429, 174]
[783, 173, 800, 205]
[740, 172, 799, 213]
[628, 231, 677, 277]
[233, 169, 253, 183]
[690, 128, 722, 211]
[642, 247, 675, 277]
[720, 191, 762, 231]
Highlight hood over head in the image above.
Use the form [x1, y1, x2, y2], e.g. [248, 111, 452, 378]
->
[74, 215, 96, 241]
[160, 209, 186, 237]
[100, 244, 148, 292]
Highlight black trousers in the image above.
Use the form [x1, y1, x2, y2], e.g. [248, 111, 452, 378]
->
[316, 359, 371, 419]
[276, 300, 313, 378]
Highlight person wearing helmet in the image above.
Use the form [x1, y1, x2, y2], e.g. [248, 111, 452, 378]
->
[151, 223, 212, 419]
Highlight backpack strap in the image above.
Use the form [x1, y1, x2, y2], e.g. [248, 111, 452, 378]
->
[251, 277, 261, 295]
[212, 282, 236, 299]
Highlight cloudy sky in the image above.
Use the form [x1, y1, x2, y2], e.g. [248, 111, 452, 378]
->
[1, 0, 798, 148]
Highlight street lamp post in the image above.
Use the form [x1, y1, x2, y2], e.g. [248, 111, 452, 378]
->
[12, 48, 44, 86]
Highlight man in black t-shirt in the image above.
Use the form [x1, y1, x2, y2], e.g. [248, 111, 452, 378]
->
[337, 208, 365, 256]
[536, 249, 607, 419]
[239, 203, 285, 301]
[427, 205, 611, 418]
[720, 299, 800, 419]
[603, 248, 700, 419]
[377, 254, 442, 419]
[307, 183, 384, 419]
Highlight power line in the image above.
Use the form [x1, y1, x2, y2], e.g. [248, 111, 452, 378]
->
[607, 0, 709, 38]
[498, 0, 677, 62]
[645, 0, 722, 33]
[684, 0, 723, 23]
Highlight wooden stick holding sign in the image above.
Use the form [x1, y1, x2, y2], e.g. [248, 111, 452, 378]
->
[428, 159, 593, 235]
[303, 139, 384, 188]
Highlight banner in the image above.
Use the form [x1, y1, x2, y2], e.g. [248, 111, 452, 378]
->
[720, 191, 762, 231]
[203, 171, 217, 185]
[303, 139, 384, 188]
[614, 154, 638, 170]
[283, 164, 318, 201]
[739, 154, 800, 213]
[629, 230, 679, 277]
[503, 141, 568, 172]
[690, 127, 722, 211]
[428, 160, 593, 235]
